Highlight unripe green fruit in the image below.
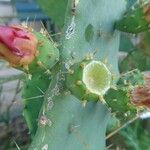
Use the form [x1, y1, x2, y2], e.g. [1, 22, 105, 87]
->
[27, 32, 59, 74]
[66, 60, 112, 101]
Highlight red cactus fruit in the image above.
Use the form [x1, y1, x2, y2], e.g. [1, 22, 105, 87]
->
[131, 75, 150, 107]
[0, 25, 38, 68]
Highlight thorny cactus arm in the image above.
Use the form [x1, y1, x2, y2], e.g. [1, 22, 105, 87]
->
[29, 0, 127, 149]
[0, 25, 59, 135]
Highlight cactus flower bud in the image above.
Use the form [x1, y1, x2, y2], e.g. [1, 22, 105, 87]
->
[0, 25, 38, 67]
[131, 75, 150, 107]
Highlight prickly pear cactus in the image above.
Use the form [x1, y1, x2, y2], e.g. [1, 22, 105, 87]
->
[28, 0, 127, 149]
[1, 0, 150, 150]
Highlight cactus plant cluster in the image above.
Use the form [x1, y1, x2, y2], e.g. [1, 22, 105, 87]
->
[0, 0, 150, 149]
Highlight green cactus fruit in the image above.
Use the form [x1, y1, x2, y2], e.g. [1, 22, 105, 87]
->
[115, 3, 150, 33]
[27, 32, 59, 74]
[66, 60, 111, 101]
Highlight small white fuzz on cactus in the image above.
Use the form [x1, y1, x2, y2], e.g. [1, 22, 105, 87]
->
[82, 60, 111, 95]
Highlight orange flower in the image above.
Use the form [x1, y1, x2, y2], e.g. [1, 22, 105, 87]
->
[131, 75, 150, 107]
[0, 25, 38, 68]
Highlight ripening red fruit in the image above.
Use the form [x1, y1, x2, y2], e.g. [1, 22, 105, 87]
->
[0, 25, 38, 68]
[131, 75, 150, 107]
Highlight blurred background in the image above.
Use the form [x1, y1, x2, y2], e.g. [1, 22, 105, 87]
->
[0, 0, 150, 150]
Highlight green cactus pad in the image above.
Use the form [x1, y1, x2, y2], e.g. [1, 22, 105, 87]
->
[115, 3, 150, 33]
[22, 72, 51, 135]
[29, 75, 110, 150]
[22, 32, 59, 135]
